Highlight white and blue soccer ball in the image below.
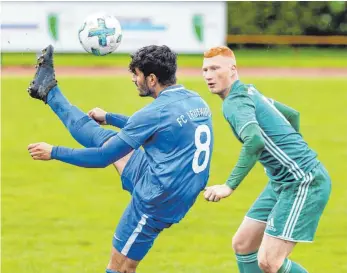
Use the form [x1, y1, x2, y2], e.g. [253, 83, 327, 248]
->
[78, 13, 123, 56]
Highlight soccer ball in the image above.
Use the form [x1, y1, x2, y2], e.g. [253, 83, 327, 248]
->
[78, 13, 122, 56]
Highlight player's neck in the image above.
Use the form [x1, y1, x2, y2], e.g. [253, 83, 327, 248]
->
[219, 78, 239, 100]
[152, 84, 176, 98]
[218, 88, 230, 100]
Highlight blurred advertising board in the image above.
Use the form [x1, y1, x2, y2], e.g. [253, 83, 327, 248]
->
[1, 1, 226, 53]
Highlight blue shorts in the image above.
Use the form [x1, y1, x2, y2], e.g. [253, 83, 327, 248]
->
[113, 149, 172, 261]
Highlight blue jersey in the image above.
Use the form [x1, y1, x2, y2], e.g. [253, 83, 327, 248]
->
[118, 85, 214, 222]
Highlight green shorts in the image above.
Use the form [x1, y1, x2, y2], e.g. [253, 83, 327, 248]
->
[246, 163, 331, 242]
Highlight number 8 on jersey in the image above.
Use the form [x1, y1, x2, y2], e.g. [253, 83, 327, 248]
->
[192, 125, 212, 174]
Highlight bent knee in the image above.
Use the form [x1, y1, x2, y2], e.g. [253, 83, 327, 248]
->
[107, 266, 137, 273]
[258, 256, 283, 273]
[108, 248, 139, 273]
[108, 259, 138, 273]
[121, 261, 138, 273]
[232, 234, 257, 254]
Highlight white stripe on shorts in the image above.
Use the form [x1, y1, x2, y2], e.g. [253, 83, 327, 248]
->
[121, 214, 148, 256]
[282, 173, 314, 239]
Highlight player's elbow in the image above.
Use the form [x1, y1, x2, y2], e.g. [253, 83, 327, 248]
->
[89, 158, 113, 168]
[101, 158, 117, 168]
[294, 110, 300, 119]
[248, 133, 265, 154]
[289, 111, 300, 132]
[85, 162, 109, 168]
[290, 110, 300, 122]
[99, 162, 110, 168]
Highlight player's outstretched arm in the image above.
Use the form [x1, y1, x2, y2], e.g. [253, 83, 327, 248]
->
[272, 100, 300, 132]
[225, 123, 265, 190]
[28, 135, 133, 168]
[204, 124, 265, 202]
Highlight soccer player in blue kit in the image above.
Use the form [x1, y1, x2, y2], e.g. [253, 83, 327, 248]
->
[27, 45, 213, 273]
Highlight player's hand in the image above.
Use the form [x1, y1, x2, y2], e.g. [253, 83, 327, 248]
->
[28, 142, 53, 160]
[204, 184, 233, 202]
[88, 107, 107, 125]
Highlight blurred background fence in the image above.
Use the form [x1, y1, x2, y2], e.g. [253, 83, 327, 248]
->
[1, 1, 346, 55]
[1, 1, 226, 53]
[227, 1, 347, 46]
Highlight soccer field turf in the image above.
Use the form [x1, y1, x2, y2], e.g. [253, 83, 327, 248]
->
[2, 47, 347, 68]
[2, 76, 347, 273]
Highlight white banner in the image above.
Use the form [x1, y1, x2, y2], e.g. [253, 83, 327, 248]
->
[1, 1, 226, 53]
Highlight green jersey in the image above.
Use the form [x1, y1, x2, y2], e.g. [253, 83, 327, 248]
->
[223, 80, 319, 183]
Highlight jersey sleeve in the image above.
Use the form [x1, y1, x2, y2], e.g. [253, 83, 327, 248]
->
[272, 99, 300, 132]
[51, 135, 133, 168]
[117, 105, 160, 149]
[105, 113, 129, 128]
[223, 94, 258, 137]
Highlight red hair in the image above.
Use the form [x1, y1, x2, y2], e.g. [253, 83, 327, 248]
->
[204, 46, 236, 60]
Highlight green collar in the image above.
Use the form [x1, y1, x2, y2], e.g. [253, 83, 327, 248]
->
[229, 80, 242, 95]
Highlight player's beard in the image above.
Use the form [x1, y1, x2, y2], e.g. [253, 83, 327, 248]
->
[138, 81, 153, 97]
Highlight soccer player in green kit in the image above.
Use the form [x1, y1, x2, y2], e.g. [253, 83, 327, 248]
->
[202, 46, 331, 273]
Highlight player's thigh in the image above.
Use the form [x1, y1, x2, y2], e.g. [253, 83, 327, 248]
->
[246, 181, 277, 224]
[110, 199, 172, 266]
[231, 182, 276, 254]
[258, 233, 296, 272]
[232, 217, 266, 254]
[265, 164, 331, 242]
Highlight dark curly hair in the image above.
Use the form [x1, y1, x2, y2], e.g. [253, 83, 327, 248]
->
[129, 45, 177, 86]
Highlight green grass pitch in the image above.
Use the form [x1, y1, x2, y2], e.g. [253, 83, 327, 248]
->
[2, 75, 347, 273]
[2, 47, 347, 68]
